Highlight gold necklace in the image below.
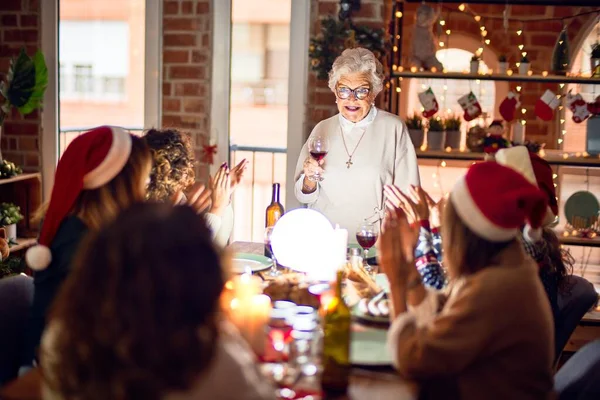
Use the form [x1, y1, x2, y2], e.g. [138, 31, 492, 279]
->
[340, 127, 367, 169]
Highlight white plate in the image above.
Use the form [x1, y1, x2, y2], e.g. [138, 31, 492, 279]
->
[231, 253, 273, 274]
[351, 328, 393, 366]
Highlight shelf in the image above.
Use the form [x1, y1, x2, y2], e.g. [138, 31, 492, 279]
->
[559, 236, 600, 248]
[9, 237, 37, 252]
[415, 150, 600, 167]
[0, 173, 41, 186]
[392, 70, 600, 85]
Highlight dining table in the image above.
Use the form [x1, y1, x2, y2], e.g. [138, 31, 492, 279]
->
[0, 242, 418, 400]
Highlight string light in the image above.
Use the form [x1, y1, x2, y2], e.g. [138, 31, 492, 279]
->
[458, 3, 466, 12]
[440, 19, 446, 26]
[474, 15, 481, 22]
[395, 11, 403, 18]
[446, 29, 451, 35]
[517, 29, 523, 36]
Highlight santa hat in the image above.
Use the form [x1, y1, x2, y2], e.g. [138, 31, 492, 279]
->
[495, 146, 558, 227]
[26, 126, 132, 270]
[450, 162, 548, 243]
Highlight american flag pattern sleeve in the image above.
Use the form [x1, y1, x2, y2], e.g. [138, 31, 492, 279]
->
[415, 220, 447, 290]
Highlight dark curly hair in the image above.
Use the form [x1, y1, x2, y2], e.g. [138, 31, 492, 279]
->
[144, 129, 195, 202]
[42, 203, 225, 400]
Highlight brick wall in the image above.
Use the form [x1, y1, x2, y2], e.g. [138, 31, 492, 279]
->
[306, 0, 390, 139]
[0, 0, 42, 172]
[161, 0, 212, 181]
[398, 2, 597, 147]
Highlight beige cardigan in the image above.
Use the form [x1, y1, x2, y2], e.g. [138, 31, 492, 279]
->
[294, 108, 420, 237]
[41, 321, 275, 400]
[387, 243, 555, 400]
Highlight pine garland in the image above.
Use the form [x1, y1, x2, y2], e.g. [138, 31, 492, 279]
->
[309, 17, 388, 80]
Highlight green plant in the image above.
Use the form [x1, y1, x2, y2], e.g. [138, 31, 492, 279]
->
[0, 159, 23, 179]
[0, 256, 25, 279]
[471, 55, 481, 62]
[591, 42, 600, 59]
[405, 114, 423, 130]
[0, 203, 24, 226]
[498, 55, 507, 63]
[521, 55, 530, 63]
[445, 115, 462, 131]
[428, 117, 444, 132]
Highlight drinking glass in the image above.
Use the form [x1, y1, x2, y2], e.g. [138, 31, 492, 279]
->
[307, 136, 330, 182]
[356, 221, 379, 274]
[264, 226, 281, 277]
[289, 307, 320, 376]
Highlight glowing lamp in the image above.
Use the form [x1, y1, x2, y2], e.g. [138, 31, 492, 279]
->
[270, 209, 343, 281]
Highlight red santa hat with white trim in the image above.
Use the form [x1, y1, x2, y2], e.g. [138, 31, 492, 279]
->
[449, 162, 548, 243]
[26, 126, 132, 270]
[495, 146, 558, 227]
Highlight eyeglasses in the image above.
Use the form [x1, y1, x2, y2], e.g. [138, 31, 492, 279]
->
[336, 86, 370, 100]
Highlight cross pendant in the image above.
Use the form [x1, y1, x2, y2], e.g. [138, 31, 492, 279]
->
[346, 158, 353, 168]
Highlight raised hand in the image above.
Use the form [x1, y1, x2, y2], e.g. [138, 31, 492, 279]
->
[209, 165, 232, 216]
[174, 183, 212, 214]
[229, 159, 248, 193]
[379, 205, 418, 286]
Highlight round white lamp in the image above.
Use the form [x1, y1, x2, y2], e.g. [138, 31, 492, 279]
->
[270, 208, 342, 281]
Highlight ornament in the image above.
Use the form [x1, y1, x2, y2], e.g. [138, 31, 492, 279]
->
[535, 90, 560, 121]
[202, 144, 218, 165]
[457, 91, 482, 122]
[483, 120, 511, 154]
[410, 4, 443, 71]
[499, 91, 520, 122]
[466, 125, 486, 152]
[551, 27, 570, 76]
[418, 87, 439, 118]
[588, 95, 600, 116]
[566, 90, 591, 123]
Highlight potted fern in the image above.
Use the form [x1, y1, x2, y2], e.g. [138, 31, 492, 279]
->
[405, 114, 424, 148]
[0, 202, 24, 242]
[470, 55, 481, 75]
[591, 42, 600, 78]
[519, 55, 530, 75]
[498, 55, 508, 74]
[0, 48, 48, 161]
[445, 114, 462, 149]
[426, 117, 446, 151]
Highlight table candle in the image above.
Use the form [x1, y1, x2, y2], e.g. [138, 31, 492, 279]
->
[245, 294, 272, 356]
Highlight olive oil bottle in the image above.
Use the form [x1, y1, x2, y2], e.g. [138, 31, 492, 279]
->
[321, 269, 351, 395]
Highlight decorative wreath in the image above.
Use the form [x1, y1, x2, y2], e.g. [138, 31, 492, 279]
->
[309, 17, 388, 80]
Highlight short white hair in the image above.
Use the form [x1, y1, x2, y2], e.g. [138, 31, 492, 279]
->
[328, 47, 384, 96]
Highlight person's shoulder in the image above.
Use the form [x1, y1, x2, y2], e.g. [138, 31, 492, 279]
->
[311, 113, 339, 133]
[375, 109, 405, 126]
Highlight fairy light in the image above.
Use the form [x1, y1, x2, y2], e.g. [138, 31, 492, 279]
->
[485, 39, 490, 45]
[393, 46, 398, 52]
[441, 161, 447, 167]
[474, 15, 481, 22]
[421, 84, 427, 90]
[440, 19, 446, 26]
[410, 66, 417, 73]
[395, 87, 401, 93]
[527, 70, 533, 76]
[542, 71, 548, 77]
[516, 86, 522, 92]
[517, 29, 522, 36]
[446, 29, 451, 35]
[506, 70, 513, 76]
[392, 64, 398, 71]
[439, 41, 445, 47]
[459, 3, 466, 12]
[395, 11, 403, 18]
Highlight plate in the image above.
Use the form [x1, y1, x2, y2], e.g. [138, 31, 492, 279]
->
[231, 253, 273, 274]
[348, 243, 377, 259]
[351, 328, 393, 366]
[352, 303, 390, 326]
[564, 191, 600, 229]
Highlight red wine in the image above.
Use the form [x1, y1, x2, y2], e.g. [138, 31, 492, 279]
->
[310, 151, 328, 162]
[356, 234, 377, 249]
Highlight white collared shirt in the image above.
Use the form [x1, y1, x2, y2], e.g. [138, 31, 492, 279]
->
[338, 105, 378, 134]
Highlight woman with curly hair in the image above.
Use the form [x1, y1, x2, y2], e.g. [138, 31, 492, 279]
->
[144, 129, 247, 246]
[40, 203, 275, 400]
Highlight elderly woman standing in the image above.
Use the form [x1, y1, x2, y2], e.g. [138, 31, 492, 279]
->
[294, 48, 420, 236]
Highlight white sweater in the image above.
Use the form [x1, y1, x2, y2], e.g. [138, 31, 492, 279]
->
[294, 108, 420, 239]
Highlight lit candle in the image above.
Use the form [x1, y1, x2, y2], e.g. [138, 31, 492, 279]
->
[246, 294, 272, 356]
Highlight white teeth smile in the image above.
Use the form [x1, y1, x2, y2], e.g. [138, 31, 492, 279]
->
[346, 106, 359, 111]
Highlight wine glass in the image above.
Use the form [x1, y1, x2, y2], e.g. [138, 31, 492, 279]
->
[356, 221, 379, 274]
[264, 226, 281, 277]
[307, 136, 330, 182]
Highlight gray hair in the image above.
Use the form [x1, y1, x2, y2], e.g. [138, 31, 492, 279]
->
[328, 48, 384, 96]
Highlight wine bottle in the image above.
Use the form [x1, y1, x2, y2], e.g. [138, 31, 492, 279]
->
[321, 269, 351, 396]
[265, 183, 284, 256]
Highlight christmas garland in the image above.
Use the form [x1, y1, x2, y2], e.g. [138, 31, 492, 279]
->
[309, 17, 388, 80]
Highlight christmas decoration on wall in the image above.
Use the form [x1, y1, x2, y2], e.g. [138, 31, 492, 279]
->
[566, 90, 591, 123]
[457, 91, 482, 122]
[483, 120, 511, 154]
[418, 87, 439, 118]
[309, 1, 387, 81]
[588, 95, 600, 116]
[410, 4, 443, 71]
[551, 26, 570, 76]
[202, 143, 218, 165]
[499, 91, 520, 122]
[535, 90, 560, 121]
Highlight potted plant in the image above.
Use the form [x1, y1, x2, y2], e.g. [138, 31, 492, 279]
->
[444, 114, 462, 149]
[519, 55, 530, 75]
[0, 48, 48, 161]
[0, 159, 23, 179]
[426, 117, 446, 151]
[0, 202, 24, 242]
[470, 55, 481, 75]
[498, 55, 508, 74]
[405, 114, 424, 148]
[591, 42, 600, 78]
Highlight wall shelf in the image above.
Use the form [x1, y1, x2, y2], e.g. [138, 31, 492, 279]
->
[0, 173, 41, 186]
[559, 236, 600, 248]
[415, 150, 600, 168]
[391, 70, 600, 85]
[9, 237, 37, 253]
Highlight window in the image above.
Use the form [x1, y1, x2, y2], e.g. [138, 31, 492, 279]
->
[73, 64, 93, 95]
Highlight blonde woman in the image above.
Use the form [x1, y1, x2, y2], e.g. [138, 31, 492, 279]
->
[20, 126, 152, 373]
[294, 47, 420, 235]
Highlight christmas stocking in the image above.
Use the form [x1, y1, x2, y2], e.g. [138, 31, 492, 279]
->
[499, 91, 520, 122]
[457, 91, 482, 122]
[535, 90, 560, 121]
[418, 88, 439, 118]
[566, 90, 591, 123]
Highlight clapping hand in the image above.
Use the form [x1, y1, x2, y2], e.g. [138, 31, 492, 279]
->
[229, 159, 248, 193]
[209, 164, 232, 217]
[379, 205, 419, 287]
[172, 183, 212, 214]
